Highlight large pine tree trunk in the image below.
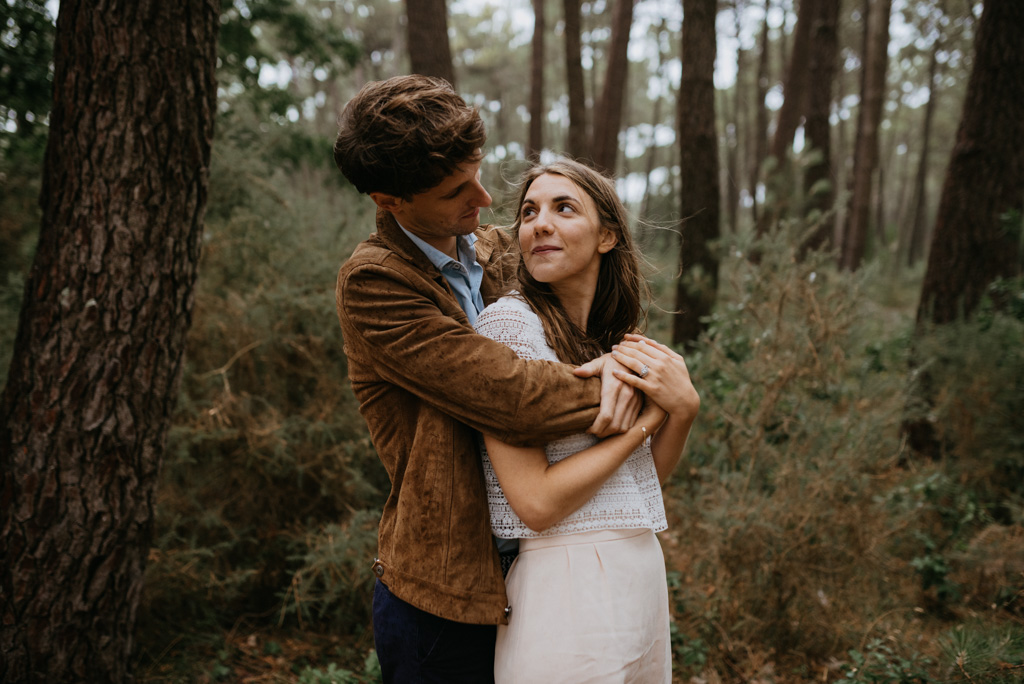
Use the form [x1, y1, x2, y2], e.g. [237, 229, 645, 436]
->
[802, 0, 840, 252]
[0, 0, 218, 680]
[674, 0, 720, 347]
[840, 0, 891, 270]
[404, 0, 456, 87]
[591, 0, 635, 174]
[563, 0, 588, 159]
[528, 0, 545, 161]
[917, 0, 1024, 325]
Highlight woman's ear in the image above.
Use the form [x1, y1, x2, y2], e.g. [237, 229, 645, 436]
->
[597, 228, 618, 254]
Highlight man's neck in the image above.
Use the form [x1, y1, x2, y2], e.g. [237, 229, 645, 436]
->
[423, 236, 458, 261]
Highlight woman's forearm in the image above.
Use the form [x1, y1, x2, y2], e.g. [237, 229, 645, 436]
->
[485, 408, 665, 532]
[650, 412, 696, 483]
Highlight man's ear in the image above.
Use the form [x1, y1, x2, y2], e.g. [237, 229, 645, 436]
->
[597, 228, 618, 254]
[370, 192, 403, 214]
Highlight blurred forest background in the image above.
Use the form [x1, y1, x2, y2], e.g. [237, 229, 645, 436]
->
[1, 0, 1023, 682]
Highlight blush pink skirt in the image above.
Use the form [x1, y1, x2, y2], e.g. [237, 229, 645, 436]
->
[494, 527, 671, 684]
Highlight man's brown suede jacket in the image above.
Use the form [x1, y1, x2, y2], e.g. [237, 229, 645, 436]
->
[336, 210, 602, 625]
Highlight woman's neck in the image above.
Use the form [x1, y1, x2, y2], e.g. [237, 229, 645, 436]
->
[551, 282, 595, 330]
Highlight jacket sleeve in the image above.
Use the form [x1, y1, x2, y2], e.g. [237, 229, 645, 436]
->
[337, 260, 601, 446]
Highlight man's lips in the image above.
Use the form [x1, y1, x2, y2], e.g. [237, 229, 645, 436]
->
[462, 208, 480, 220]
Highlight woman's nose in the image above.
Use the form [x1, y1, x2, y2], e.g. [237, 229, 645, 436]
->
[532, 208, 554, 234]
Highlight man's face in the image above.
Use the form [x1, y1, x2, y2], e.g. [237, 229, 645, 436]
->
[374, 157, 493, 251]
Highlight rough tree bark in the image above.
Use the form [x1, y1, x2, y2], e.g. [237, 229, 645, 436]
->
[528, 0, 545, 161]
[0, 0, 219, 681]
[591, 0, 636, 174]
[674, 0, 720, 347]
[802, 0, 840, 252]
[917, 0, 1024, 325]
[840, 0, 892, 270]
[905, 0, 1024, 459]
[563, 0, 588, 159]
[404, 0, 456, 87]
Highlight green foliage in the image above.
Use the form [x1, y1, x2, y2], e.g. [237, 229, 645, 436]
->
[842, 639, 932, 683]
[296, 651, 380, 684]
[938, 624, 1024, 683]
[0, 0, 55, 136]
[137, 104, 386, 669]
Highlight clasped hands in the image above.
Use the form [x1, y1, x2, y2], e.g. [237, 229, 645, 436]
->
[574, 334, 698, 439]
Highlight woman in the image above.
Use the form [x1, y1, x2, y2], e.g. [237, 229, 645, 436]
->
[474, 159, 700, 683]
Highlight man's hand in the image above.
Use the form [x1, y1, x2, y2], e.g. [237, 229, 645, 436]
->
[574, 352, 644, 437]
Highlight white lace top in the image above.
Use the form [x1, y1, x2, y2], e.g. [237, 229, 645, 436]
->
[474, 295, 668, 539]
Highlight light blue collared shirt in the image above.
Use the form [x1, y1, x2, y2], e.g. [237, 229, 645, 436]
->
[399, 225, 485, 325]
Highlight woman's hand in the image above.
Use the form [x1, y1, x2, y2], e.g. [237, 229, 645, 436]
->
[610, 334, 699, 422]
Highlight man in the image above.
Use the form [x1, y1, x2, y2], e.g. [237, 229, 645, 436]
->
[333, 75, 638, 683]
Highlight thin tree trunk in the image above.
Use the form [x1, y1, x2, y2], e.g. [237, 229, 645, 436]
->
[640, 18, 670, 220]
[726, 4, 744, 234]
[770, 0, 813, 161]
[906, 23, 941, 267]
[528, 0, 545, 161]
[0, 0, 218, 680]
[674, 0, 720, 347]
[750, 0, 771, 226]
[592, 0, 635, 174]
[405, 0, 456, 87]
[802, 0, 840, 253]
[564, 0, 587, 158]
[840, 0, 892, 270]
[756, 0, 814, 237]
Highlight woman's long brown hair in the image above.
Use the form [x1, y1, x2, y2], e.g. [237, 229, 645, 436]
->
[510, 159, 648, 365]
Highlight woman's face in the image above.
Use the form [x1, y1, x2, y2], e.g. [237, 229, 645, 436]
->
[518, 173, 617, 294]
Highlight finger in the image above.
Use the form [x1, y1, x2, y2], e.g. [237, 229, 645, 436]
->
[611, 368, 646, 389]
[622, 334, 680, 358]
[609, 384, 635, 432]
[588, 407, 612, 437]
[611, 348, 657, 376]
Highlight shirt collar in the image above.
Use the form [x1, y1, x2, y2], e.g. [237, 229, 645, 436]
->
[397, 223, 478, 272]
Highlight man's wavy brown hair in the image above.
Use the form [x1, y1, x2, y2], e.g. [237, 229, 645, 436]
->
[333, 75, 486, 199]
[511, 159, 649, 366]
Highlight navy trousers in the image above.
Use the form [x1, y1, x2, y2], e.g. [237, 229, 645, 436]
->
[373, 579, 496, 683]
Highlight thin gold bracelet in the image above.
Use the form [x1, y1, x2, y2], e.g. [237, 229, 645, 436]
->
[640, 426, 652, 448]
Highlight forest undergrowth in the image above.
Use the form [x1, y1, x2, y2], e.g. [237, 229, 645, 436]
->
[2, 111, 1021, 683]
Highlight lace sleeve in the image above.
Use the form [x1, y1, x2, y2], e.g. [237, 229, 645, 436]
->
[474, 296, 553, 362]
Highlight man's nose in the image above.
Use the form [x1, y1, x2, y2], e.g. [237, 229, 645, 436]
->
[470, 179, 492, 208]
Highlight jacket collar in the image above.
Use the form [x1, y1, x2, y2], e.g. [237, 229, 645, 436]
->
[375, 207, 440, 276]
[374, 207, 498, 272]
